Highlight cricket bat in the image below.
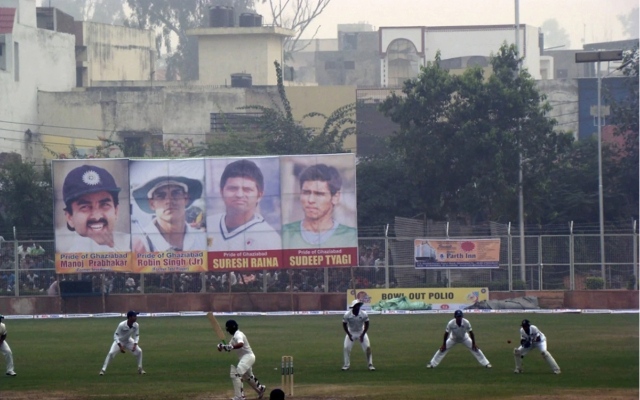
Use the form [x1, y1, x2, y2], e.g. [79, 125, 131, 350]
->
[206, 312, 227, 344]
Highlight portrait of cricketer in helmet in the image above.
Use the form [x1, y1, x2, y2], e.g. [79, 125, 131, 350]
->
[130, 159, 207, 253]
[54, 160, 131, 253]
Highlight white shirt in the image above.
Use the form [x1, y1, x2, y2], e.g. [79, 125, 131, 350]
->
[520, 324, 546, 343]
[113, 320, 140, 344]
[207, 213, 281, 251]
[66, 232, 131, 253]
[136, 220, 206, 252]
[343, 310, 369, 334]
[230, 329, 253, 359]
[445, 318, 473, 342]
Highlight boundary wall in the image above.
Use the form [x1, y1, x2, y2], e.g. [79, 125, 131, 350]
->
[0, 291, 636, 315]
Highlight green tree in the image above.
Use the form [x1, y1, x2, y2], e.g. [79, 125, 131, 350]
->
[540, 19, 571, 49]
[608, 46, 639, 221]
[618, 7, 639, 39]
[47, 0, 126, 24]
[0, 161, 53, 239]
[374, 44, 573, 224]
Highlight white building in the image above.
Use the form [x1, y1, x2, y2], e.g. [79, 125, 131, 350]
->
[0, 0, 75, 161]
[379, 24, 543, 87]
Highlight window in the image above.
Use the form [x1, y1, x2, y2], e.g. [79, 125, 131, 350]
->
[325, 61, 337, 70]
[342, 33, 358, 50]
[210, 113, 262, 133]
[344, 61, 355, 70]
[13, 42, 19, 81]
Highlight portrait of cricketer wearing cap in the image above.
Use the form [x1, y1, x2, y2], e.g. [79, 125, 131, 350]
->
[62, 165, 131, 252]
[282, 164, 357, 249]
[132, 176, 207, 252]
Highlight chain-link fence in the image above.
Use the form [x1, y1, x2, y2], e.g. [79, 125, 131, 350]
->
[0, 233, 637, 297]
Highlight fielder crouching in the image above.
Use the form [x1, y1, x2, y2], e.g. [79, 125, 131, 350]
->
[513, 319, 561, 374]
[217, 319, 266, 400]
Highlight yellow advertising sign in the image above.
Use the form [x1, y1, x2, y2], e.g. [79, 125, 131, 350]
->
[348, 287, 489, 311]
[414, 239, 500, 269]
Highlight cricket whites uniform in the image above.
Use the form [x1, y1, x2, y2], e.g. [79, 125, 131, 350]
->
[342, 309, 373, 369]
[228, 329, 264, 400]
[429, 318, 491, 367]
[514, 324, 561, 374]
[101, 320, 143, 372]
[136, 220, 205, 252]
[65, 232, 131, 253]
[0, 322, 16, 375]
[207, 213, 281, 251]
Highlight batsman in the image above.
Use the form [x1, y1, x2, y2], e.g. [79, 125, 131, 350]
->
[513, 319, 561, 374]
[216, 319, 266, 400]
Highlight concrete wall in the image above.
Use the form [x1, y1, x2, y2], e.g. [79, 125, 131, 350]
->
[535, 78, 579, 138]
[191, 27, 293, 86]
[0, 0, 75, 160]
[76, 21, 154, 85]
[37, 84, 356, 159]
[286, 85, 357, 152]
[0, 290, 636, 315]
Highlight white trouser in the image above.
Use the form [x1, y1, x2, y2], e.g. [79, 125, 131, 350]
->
[514, 340, 560, 372]
[231, 353, 257, 398]
[430, 336, 490, 367]
[343, 331, 372, 367]
[102, 339, 143, 371]
[0, 341, 15, 373]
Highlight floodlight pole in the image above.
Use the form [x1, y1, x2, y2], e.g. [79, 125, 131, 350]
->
[575, 50, 624, 284]
[515, 0, 526, 283]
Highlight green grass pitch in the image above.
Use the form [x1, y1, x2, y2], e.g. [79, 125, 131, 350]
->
[1, 313, 638, 399]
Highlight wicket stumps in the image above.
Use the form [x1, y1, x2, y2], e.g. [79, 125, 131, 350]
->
[281, 355, 294, 396]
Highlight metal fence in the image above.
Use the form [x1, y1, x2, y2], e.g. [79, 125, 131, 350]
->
[0, 234, 637, 297]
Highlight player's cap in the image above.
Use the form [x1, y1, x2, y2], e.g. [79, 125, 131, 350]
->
[63, 165, 120, 205]
[127, 310, 139, 318]
[521, 319, 530, 326]
[132, 176, 202, 214]
[349, 299, 363, 308]
[454, 310, 463, 318]
[0, 314, 3, 320]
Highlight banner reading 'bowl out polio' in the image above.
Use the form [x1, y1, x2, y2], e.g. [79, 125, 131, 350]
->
[414, 239, 501, 269]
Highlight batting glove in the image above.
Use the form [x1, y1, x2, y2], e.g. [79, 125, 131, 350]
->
[223, 344, 233, 352]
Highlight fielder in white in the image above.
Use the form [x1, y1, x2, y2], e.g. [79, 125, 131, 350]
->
[217, 319, 266, 400]
[0, 315, 17, 376]
[514, 319, 561, 374]
[427, 310, 492, 369]
[99, 311, 145, 375]
[342, 299, 375, 371]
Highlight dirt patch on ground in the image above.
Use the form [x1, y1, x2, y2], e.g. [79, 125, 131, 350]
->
[2, 388, 638, 400]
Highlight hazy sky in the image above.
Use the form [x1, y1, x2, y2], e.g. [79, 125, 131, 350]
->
[257, 0, 638, 49]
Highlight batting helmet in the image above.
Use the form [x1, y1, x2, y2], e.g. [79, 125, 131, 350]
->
[0, 314, 3, 321]
[521, 319, 530, 326]
[454, 310, 463, 318]
[225, 319, 238, 330]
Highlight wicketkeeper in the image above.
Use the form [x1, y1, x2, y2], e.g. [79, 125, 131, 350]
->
[513, 319, 561, 374]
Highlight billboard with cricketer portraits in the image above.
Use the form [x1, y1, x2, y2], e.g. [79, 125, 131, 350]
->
[53, 159, 132, 273]
[52, 154, 358, 273]
[129, 159, 207, 273]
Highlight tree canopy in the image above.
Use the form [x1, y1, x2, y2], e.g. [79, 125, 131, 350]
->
[358, 44, 575, 227]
